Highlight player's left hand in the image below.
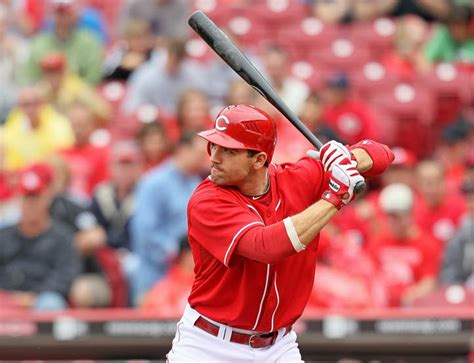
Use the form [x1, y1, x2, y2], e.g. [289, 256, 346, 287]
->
[306, 141, 355, 172]
[321, 157, 365, 209]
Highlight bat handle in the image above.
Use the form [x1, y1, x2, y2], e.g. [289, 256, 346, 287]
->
[354, 180, 366, 195]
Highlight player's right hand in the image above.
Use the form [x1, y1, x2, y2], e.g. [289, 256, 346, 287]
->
[321, 157, 365, 210]
[307, 141, 355, 172]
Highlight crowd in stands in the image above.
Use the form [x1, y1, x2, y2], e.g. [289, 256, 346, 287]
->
[0, 0, 473, 315]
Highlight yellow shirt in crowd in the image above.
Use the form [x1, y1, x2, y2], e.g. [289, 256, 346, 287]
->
[2, 104, 74, 170]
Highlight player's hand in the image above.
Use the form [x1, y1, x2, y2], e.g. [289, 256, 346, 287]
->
[321, 157, 365, 210]
[306, 141, 355, 172]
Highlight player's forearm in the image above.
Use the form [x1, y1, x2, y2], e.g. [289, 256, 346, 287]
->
[289, 199, 338, 247]
[351, 148, 373, 173]
[350, 140, 394, 178]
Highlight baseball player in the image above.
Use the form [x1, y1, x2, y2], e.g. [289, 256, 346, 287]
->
[167, 104, 394, 362]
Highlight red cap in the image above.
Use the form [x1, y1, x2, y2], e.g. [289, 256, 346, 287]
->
[19, 163, 54, 195]
[391, 146, 416, 167]
[51, 0, 75, 13]
[111, 141, 142, 163]
[40, 52, 67, 71]
[466, 149, 474, 168]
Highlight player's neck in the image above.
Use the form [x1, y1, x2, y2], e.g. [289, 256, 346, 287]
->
[239, 169, 269, 198]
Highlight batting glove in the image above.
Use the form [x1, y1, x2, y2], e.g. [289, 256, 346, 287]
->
[321, 157, 365, 210]
[306, 140, 355, 172]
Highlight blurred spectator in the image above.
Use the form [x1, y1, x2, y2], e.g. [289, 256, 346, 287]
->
[380, 146, 417, 187]
[0, 162, 81, 310]
[44, 0, 108, 44]
[414, 159, 466, 246]
[23, 0, 103, 85]
[82, 141, 142, 306]
[0, 128, 20, 227]
[436, 117, 473, 195]
[38, 52, 111, 124]
[381, 15, 430, 80]
[299, 92, 341, 144]
[225, 79, 259, 106]
[136, 121, 170, 172]
[46, 155, 114, 309]
[141, 235, 194, 317]
[321, 72, 380, 145]
[383, 0, 452, 22]
[3, 86, 74, 170]
[311, 0, 351, 24]
[367, 183, 440, 307]
[90, 140, 143, 251]
[423, 5, 474, 66]
[261, 44, 309, 115]
[118, 0, 189, 39]
[0, 5, 29, 124]
[439, 176, 474, 287]
[175, 88, 213, 134]
[58, 102, 109, 202]
[131, 132, 208, 305]
[103, 19, 155, 81]
[122, 38, 206, 115]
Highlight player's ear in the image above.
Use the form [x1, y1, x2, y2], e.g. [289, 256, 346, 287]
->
[253, 152, 267, 169]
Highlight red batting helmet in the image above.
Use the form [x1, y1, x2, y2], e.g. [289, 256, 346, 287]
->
[198, 104, 277, 163]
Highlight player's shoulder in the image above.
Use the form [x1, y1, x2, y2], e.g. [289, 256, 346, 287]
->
[189, 177, 239, 209]
[272, 156, 324, 178]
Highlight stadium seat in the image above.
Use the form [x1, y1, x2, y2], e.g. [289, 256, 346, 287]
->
[95, 246, 128, 307]
[348, 18, 396, 60]
[416, 63, 474, 125]
[277, 18, 345, 61]
[371, 82, 436, 157]
[350, 61, 401, 101]
[290, 60, 331, 91]
[310, 38, 372, 73]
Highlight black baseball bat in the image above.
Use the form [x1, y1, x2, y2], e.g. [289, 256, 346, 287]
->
[188, 10, 366, 194]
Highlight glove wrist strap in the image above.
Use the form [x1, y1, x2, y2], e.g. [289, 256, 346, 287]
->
[321, 190, 344, 210]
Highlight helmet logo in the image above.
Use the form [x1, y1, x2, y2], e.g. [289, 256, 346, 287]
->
[215, 115, 230, 131]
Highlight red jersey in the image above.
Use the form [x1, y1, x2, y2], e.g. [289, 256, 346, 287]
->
[366, 228, 440, 306]
[322, 99, 380, 145]
[59, 144, 109, 200]
[187, 157, 328, 332]
[414, 194, 466, 247]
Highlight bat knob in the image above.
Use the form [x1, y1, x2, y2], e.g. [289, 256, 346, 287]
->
[354, 181, 367, 195]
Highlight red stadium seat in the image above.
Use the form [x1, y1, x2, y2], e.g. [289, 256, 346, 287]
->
[350, 61, 401, 101]
[252, 0, 309, 28]
[95, 246, 128, 308]
[416, 63, 474, 125]
[277, 18, 345, 61]
[371, 82, 436, 157]
[290, 60, 332, 92]
[310, 38, 372, 73]
[349, 18, 396, 60]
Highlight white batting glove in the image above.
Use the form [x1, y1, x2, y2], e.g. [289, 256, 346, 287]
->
[321, 157, 365, 209]
[306, 140, 354, 172]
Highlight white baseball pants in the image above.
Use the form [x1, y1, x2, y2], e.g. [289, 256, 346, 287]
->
[167, 304, 303, 363]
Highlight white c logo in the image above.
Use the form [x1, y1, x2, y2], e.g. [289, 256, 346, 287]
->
[215, 115, 230, 131]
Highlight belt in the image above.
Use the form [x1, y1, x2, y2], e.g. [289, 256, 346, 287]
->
[194, 316, 292, 348]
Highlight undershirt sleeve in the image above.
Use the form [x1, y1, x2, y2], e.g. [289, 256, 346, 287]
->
[350, 140, 394, 178]
[236, 218, 304, 264]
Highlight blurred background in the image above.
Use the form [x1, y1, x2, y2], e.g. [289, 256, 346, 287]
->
[0, 0, 473, 362]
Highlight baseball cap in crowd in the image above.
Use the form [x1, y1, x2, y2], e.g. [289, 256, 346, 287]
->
[466, 150, 474, 169]
[39, 52, 67, 72]
[111, 141, 142, 163]
[379, 183, 413, 213]
[391, 146, 417, 167]
[51, 0, 75, 12]
[18, 163, 54, 195]
[326, 72, 349, 89]
[461, 178, 474, 194]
